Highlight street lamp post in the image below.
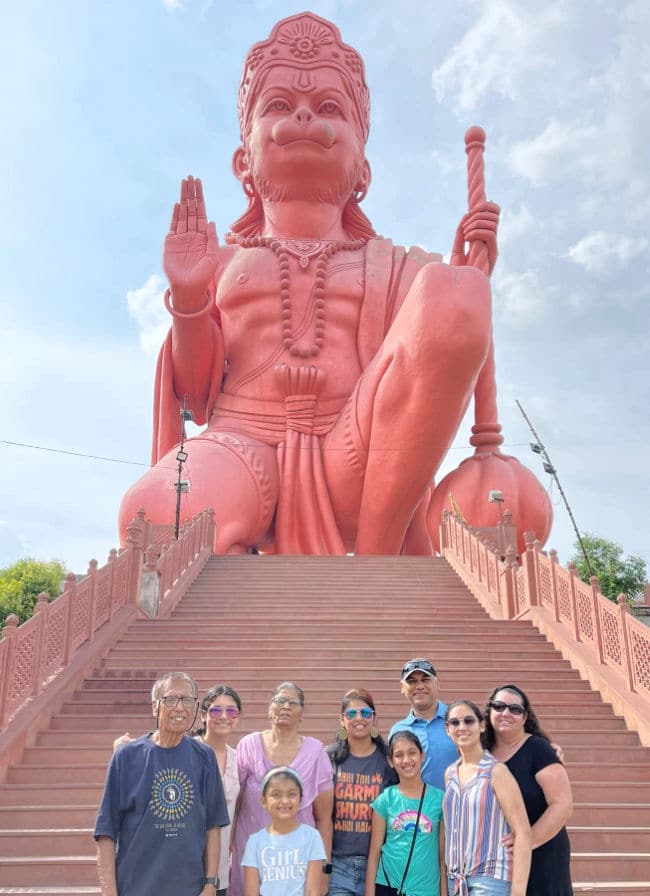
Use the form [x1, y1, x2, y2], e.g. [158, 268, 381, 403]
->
[174, 396, 193, 540]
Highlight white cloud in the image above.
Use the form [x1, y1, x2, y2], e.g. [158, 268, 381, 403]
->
[493, 268, 548, 320]
[565, 231, 649, 273]
[432, 0, 566, 113]
[506, 5, 650, 199]
[507, 118, 594, 187]
[498, 203, 537, 246]
[163, 0, 184, 10]
[126, 274, 169, 355]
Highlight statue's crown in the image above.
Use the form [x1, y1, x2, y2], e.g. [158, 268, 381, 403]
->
[238, 12, 370, 143]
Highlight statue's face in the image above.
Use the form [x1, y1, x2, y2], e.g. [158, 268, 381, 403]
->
[246, 64, 364, 202]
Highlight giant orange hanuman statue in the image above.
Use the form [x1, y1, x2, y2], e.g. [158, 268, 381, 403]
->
[119, 12, 551, 555]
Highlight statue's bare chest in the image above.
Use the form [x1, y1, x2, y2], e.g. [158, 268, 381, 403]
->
[216, 246, 366, 334]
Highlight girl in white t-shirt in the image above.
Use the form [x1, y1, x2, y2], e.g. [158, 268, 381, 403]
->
[242, 766, 326, 896]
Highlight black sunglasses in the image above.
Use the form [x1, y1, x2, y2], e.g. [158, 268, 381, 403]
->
[447, 716, 478, 729]
[401, 659, 436, 677]
[490, 700, 525, 716]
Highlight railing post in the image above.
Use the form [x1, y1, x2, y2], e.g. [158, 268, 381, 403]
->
[521, 531, 539, 607]
[567, 562, 581, 641]
[86, 560, 98, 643]
[32, 592, 51, 695]
[0, 615, 20, 728]
[549, 549, 561, 622]
[207, 507, 216, 552]
[439, 509, 449, 551]
[617, 594, 635, 691]
[62, 573, 76, 664]
[140, 543, 162, 618]
[125, 510, 147, 607]
[590, 576, 605, 664]
[502, 545, 518, 618]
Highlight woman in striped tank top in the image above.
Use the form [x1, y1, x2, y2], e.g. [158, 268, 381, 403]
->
[442, 701, 531, 896]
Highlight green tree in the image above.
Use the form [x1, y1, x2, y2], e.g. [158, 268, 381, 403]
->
[572, 533, 647, 603]
[0, 558, 67, 626]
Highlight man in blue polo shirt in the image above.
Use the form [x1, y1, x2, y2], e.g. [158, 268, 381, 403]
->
[388, 658, 457, 790]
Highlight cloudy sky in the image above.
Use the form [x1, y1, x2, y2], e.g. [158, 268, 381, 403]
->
[1, 0, 648, 576]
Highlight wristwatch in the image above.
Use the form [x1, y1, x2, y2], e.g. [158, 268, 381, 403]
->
[203, 876, 219, 888]
[323, 863, 333, 874]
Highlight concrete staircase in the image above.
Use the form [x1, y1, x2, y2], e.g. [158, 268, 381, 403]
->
[1, 555, 649, 895]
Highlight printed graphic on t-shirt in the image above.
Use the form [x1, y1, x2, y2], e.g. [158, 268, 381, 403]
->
[260, 846, 306, 883]
[334, 768, 383, 835]
[150, 768, 195, 836]
[390, 810, 433, 833]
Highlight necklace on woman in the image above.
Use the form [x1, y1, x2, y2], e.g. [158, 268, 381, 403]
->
[234, 234, 366, 358]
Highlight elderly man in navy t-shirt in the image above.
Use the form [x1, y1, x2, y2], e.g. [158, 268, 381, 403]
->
[388, 658, 458, 790]
[94, 671, 230, 896]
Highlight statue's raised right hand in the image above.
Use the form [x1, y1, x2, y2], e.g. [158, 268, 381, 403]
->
[163, 176, 219, 310]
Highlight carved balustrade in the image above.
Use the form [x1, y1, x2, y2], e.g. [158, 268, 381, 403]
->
[440, 510, 650, 714]
[0, 508, 215, 732]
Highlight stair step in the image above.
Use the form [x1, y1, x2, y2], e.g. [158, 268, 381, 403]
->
[0, 828, 94, 854]
[569, 827, 650, 851]
[0, 856, 98, 886]
[0, 806, 97, 826]
[1, 553, 648, 893]
[571, 854, 650, 880]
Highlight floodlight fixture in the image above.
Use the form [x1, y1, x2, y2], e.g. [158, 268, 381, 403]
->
[543, 461, 555, 475]
[488, 490, 504, 503]
[176, 450, 188, 463]
[530, 442, 542, 454]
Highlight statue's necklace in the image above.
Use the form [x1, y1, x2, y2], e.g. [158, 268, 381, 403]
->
[234, 235, 366, 358]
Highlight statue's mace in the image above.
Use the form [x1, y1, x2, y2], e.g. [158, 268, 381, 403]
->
[464, 126, 503, 454]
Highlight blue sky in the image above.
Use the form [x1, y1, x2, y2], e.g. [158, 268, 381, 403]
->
[1, 0, 648, 576]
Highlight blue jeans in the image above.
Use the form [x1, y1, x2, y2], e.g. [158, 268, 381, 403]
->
[329, 854, 368, 896]
[448, 875, 511, 896]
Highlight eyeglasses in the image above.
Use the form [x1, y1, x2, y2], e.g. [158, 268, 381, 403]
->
[490, 701, 525, 716]
[343, 708, 374, 720]
[401, 659, 436, 677]
[159, 695, 198, 709]
[208, 706, 240, 719]
[447, 716, 478, 729]
[271, 697, 302, 708]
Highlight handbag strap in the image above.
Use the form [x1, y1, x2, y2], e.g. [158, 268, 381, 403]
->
[380, 784, 426, 894]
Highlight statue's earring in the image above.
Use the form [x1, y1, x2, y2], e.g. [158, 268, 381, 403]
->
[336, 725, 348, 742]
[354, 182, 367, 203]
[243, 175, 256, 198]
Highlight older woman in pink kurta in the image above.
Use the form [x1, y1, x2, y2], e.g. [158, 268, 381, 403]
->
[230, 682, 333, 896]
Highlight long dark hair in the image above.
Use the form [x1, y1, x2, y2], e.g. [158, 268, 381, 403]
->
[329, 688, 387, 764]
[193, 684, 242, 736]
[483, 684, 550, 751]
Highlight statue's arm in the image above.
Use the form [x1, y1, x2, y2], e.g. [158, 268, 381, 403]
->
[163, 176, 225, 419]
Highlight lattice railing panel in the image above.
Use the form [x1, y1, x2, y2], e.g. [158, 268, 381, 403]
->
[95, 566, 112, 628]
[629, 617, 650, 698]
[71, 581, 91, 652]
[575, 579, 596, 647]
[556, 574, 572, 624]
[42, 600, 67, 679]
[538, 562, 553, 610]
[600, 600, 624, 671]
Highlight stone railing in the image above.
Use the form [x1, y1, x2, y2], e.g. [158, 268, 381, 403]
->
[140, 509, 215, 618]
[440, 510, 650, 744]
[0, 509, 214, 777]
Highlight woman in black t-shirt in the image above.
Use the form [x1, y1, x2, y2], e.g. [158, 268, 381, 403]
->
[326, 688, 398, 896]
[484, 684, 574, 896]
